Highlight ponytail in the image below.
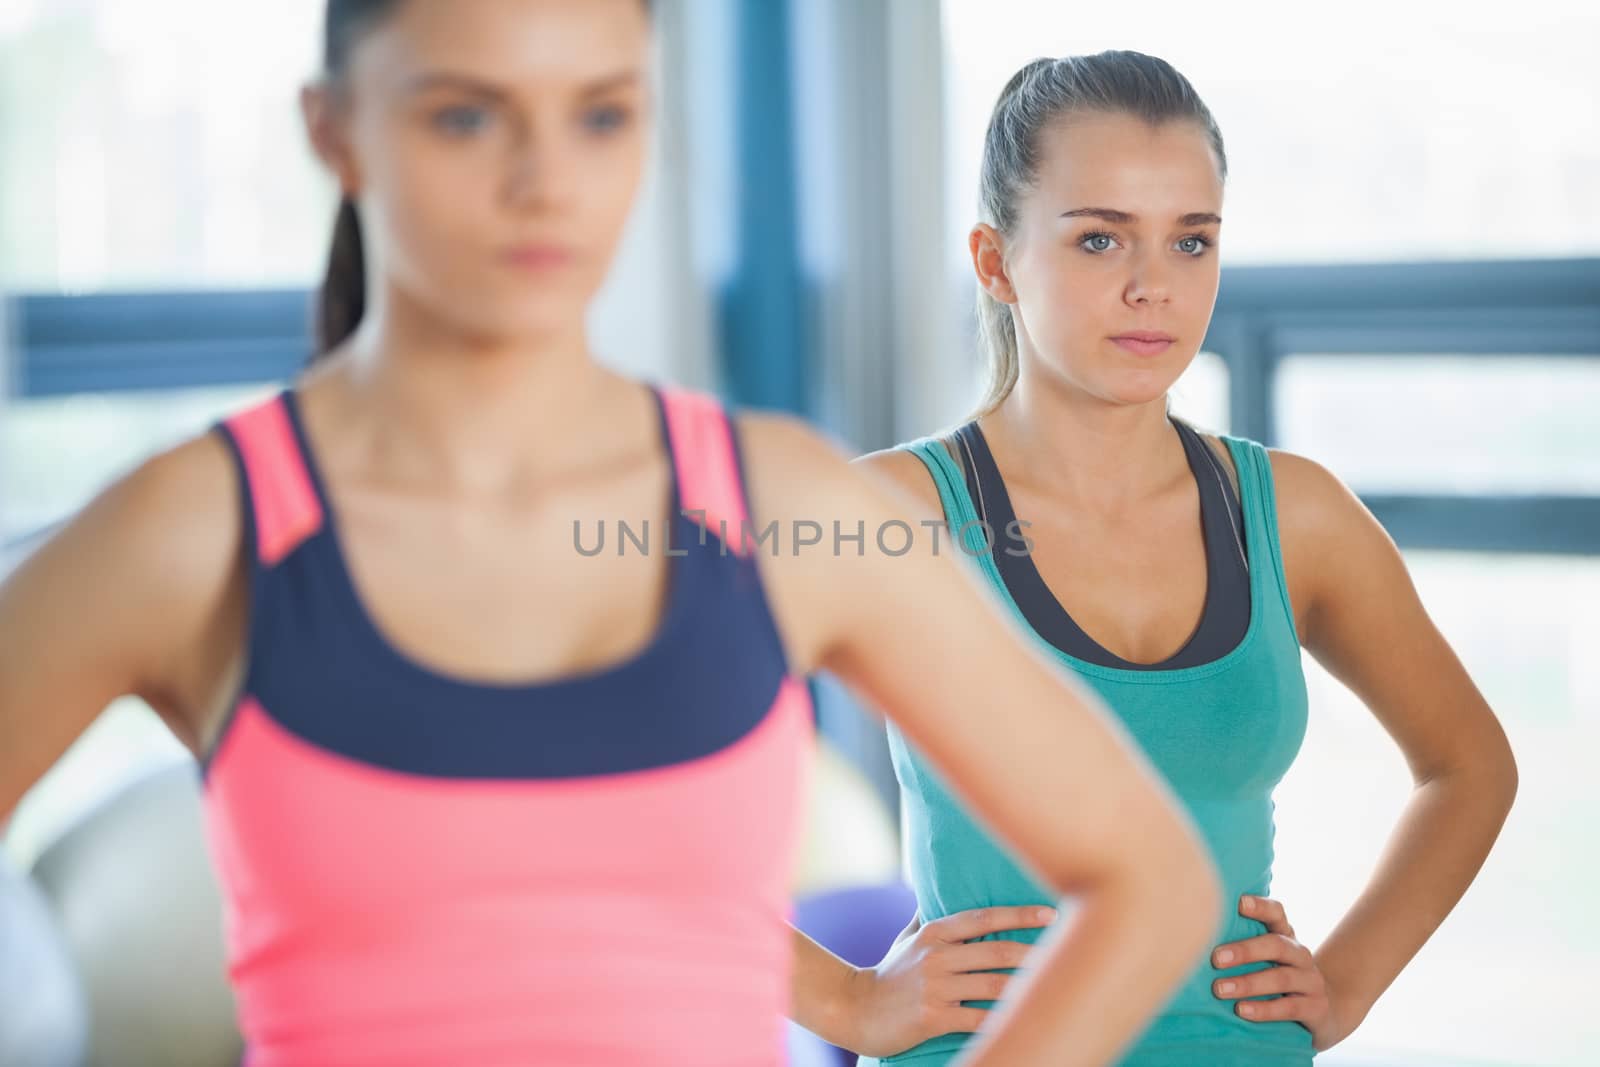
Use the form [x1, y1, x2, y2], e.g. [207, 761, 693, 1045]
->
[973, 288, 1020, 418]
[313, 197, 365, 359]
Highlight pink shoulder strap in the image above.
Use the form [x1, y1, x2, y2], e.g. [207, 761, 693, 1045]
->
[223, 395, 324, 566]
[656, 386, 754, 558]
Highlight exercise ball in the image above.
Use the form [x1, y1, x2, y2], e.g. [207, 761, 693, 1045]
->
[786, 1019, 844, 1067]
[29, 762, 241, 1067]
[792, 739, 901, 896]
[0, 859, 88, 1067]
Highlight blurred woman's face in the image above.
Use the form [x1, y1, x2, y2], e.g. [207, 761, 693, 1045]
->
[315, 0, 653, 344]
[981, 112, 1225, 409]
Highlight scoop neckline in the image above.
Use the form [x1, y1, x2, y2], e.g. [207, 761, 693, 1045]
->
[918, 432, 1267, 685]
[954, 418, 1244, 673]
[277, 384, 696, 697]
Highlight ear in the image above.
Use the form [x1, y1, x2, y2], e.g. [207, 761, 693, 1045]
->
[301, 82, 361, 197]
[969, 223, 1017, 305]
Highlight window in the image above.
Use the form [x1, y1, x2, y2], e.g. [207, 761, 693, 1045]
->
[0, 0, 329, 293]
[2, 384, 277, 551]
[1275, 552, 1597, 1067]
[1170, 350, 1230, 434]
[940, 0, 1600, 270]
[1276, 356, 1600, 495]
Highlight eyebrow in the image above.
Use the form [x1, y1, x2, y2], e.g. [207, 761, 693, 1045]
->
[1060, 207, 1222, 227]
[578, 71, 643, 97]
[404, 70, 642, 98]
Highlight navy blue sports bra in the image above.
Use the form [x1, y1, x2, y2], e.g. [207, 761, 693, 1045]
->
[951, 417, 1250, 670]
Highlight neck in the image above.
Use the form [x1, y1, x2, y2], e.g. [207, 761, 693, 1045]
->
[318, 285, 634, 494]
[981, 365, 1185, 512]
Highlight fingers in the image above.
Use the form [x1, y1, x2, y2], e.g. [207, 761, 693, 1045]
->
[939, 938, 1034, 975]
[929, 905, 1057, 944]
[1213, 962, 1324, 1001]
[1212, 933, 1312, 970]
[1232, 993, 1320, 1023]
[1215, 897, 1326, 1029]
[1239, 894, 1295, 938]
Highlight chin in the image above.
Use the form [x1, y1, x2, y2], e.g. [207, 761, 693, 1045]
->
[1098, 370, 1180, 409]
[445, 298, 584, 346]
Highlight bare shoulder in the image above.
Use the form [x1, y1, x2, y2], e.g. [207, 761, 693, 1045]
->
[729, 412, 868, 674]
[731, 410, 858, 518]
[108, 431, 244, 577]
[732, 412, 955, 513]
[0, 429, 245, 751]
[1193, 432, 1361, 534]
[731, 413, 967, 673]
[1264, 448, 1402, 635]
[733, 408, 846, 468]
[852, 444, 948, 517]
[1266, 448, 1370, 538]
[4, 430, 241, 621]
[731, 413, 941, 514]
[102, 432, 246, 689]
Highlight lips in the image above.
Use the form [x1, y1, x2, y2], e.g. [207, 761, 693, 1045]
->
[1110, 331, 1175, 357]
[499, 244, 574, 271]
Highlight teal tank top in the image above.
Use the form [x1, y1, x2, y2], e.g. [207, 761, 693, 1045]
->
[862, 434, 1314, 1066]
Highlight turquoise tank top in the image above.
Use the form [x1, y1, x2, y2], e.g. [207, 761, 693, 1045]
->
[862, 434, 1314, 1066]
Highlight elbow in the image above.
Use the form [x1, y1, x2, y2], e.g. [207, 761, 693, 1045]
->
[1500, 726, 1520, 800]
[1441, 730, 1520, 816]
[1495, 741, 1519, 816]
[1413, 719, 1519, 821]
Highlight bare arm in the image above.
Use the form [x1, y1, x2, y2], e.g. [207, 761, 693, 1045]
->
[787, 927, 861, 1046]
[742, 419, 1221, 1066]
[1261, 451, 1518, 1046]
[0, 436, 245, 821]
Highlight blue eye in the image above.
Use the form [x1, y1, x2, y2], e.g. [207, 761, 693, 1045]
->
[583, 105, 630, 134]
[1080, 231, 1117, 253]
[1177, 235, 1212, 256]
[433, 105, 492, 137]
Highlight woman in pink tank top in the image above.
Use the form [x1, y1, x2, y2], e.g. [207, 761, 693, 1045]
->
[1, 2, 1224, 1064]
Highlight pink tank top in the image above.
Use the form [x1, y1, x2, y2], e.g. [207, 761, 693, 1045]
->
[201, 384, 814, 1065]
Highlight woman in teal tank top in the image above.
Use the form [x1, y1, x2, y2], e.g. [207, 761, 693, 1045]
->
[868, 432, 1312, 1066]
[836, 51, 1518, 1066]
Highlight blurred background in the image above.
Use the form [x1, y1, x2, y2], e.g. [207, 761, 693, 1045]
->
[1, 1, 1596, 1065]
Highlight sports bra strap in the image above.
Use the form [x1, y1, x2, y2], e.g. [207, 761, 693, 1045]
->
[656, 386, 754, 558]
[221, 394, 323, 566]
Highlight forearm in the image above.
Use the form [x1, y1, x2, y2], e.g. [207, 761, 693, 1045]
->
[787, 923, 861, 1049]
[955, 857, 1216, 1067]
[1315, 758, 1517, 1028]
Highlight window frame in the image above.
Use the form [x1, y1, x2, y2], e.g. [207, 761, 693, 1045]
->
[1203, 257, 1600, 555]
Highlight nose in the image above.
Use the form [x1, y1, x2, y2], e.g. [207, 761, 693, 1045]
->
[503, 121, 575, 212]
[1123, 250, 1172, 307]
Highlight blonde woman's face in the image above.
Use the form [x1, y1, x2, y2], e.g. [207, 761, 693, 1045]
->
[1001, 112, 1224, 408]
